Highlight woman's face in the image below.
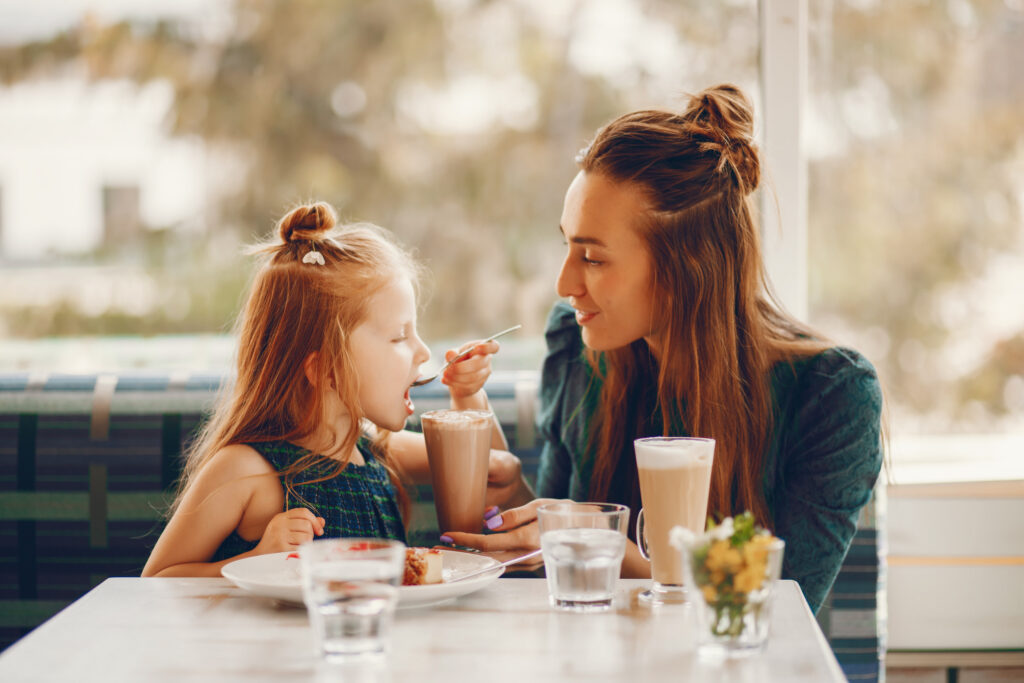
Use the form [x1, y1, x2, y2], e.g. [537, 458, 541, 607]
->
[556, 170, 659, 352]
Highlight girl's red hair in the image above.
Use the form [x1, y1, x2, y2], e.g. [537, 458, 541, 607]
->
[174, 202, 418, 521]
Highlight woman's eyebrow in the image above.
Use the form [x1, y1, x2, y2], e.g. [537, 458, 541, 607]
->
[558, 224, 607, 247]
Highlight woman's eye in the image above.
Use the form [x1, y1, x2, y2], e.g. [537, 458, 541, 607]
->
[582, 255, 603, 266]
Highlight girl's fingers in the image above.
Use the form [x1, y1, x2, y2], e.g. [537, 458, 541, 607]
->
[447, 340, 500, 362]
[444, 367, 489, 386]
[285, 507, 319, 523]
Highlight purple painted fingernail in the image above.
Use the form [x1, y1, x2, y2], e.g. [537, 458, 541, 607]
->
[440, 535, 454, 544]
[483, 506, 500, 521]
[485, 514, 504, 530]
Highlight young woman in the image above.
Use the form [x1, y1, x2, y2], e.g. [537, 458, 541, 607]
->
[143, 202, 516, 577]
[446, 84, 884, 613]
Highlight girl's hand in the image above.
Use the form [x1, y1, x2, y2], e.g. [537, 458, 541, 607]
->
[443, 339, 500, 403]
[255, 508, 325, 554]
[485, 449, 534, 510]
[441, 498, 564, 552]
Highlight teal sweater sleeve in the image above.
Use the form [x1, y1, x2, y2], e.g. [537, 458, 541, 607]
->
[536, 301, 590, 500]
[766, 348, 884, 612]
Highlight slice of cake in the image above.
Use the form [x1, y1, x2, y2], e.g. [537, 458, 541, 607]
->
[403, 547, 444, 586]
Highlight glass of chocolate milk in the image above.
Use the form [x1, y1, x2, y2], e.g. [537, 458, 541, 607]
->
[633, 436, 715, 605]
[420, 409, 493, 533]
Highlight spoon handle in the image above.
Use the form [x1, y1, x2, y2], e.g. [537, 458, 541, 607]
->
[440, 324, 523, 370]
[452, 324, 522, 362]
[447, 548, 543, 583]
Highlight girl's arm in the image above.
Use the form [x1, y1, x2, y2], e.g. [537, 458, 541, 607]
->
[387, 430, 534, 508]
[142, 444, 324, 577]
[442, 339, 507, 449]
[389, 336, 532, 494]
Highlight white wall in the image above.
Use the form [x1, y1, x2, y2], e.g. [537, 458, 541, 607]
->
[0, 77, 209, 259]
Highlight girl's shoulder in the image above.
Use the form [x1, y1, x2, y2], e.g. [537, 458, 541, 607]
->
[202, 443, 278, 483]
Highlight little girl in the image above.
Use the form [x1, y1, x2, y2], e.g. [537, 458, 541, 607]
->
[143, 202, 512, 577]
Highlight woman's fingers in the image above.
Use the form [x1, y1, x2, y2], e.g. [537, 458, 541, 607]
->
[443, 524, 539, 552]
[485, 498, 559, 531]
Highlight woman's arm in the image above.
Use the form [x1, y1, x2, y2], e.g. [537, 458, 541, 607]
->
[142, 444, 323, 577]
[772, 349, 884, 613]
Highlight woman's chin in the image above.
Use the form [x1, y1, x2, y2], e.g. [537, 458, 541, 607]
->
[580, 328, 623, 352]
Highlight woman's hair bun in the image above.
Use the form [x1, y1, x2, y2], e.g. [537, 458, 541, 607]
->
[684, 84, 760, 193]
[277, 202, 337, 244]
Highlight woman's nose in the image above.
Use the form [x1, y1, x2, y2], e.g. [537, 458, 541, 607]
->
[555, 254, 583, 299]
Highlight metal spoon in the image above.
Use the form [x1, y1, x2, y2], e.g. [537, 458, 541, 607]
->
[411, 324, 522, 387]
[446, 548, 544, 583]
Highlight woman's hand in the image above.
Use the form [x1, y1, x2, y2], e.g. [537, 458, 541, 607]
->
[255, 508, 325, 554]
[444, 339, 500, 405]
[441, 498, 564, 551]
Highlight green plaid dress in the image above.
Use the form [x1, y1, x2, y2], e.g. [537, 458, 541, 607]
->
[212, 439, 405, 562]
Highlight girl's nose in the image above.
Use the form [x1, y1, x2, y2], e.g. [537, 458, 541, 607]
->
[415, 335, 431, 366]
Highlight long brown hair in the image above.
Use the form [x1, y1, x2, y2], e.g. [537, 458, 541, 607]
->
[173, 202, 417, 521]
[583, 84, 827, 527]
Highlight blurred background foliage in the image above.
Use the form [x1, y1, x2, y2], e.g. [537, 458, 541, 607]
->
[1, 0, 1022, 432]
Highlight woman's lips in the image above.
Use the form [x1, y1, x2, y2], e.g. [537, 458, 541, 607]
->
[404, 387, 414, 415]
[574, 309, 597, 325]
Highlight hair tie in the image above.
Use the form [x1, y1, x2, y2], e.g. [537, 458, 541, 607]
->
[302, 248, 325, 266]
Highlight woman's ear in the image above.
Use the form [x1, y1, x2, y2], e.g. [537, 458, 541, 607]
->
[302, 351, 321, 387]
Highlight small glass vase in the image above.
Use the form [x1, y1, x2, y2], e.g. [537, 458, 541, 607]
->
[682, 536, 785, 657]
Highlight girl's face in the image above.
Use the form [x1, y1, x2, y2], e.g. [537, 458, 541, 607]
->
[556, 171, 659, 352]
[349, 276, 431, 432]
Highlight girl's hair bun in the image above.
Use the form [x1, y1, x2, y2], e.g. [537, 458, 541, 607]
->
[277, 202, 337, 244]
[684, 84, 760, 193]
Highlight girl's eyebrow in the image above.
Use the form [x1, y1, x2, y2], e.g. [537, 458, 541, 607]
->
[558, 224, 607, 247]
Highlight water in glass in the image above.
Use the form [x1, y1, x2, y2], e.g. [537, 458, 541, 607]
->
[540, 527, 626, 610]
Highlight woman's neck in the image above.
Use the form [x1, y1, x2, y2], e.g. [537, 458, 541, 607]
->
[643, 333, 663, 365]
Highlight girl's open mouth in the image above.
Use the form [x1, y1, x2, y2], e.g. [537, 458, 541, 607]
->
[404, 387, 414, 415]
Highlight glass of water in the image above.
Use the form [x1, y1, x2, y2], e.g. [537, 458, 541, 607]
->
[537, 502, 629, 612]
[298, 538, 406, 661]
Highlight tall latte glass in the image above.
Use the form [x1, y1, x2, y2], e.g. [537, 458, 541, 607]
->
[634, 436, 715, 605]
[420, 409, 492, 533]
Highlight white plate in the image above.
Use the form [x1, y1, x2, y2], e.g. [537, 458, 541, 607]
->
[221, 549, 504, 609]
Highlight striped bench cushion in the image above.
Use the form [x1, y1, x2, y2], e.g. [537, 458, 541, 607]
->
[817, 486, 887, 681]
[0, 372, 541, 650]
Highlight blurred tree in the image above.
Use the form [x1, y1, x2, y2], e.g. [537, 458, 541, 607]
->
[808, 0, 1024, 427]
[0, 0, 757, 342]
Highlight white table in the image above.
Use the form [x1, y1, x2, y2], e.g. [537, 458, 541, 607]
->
[0, 578, 844, 682]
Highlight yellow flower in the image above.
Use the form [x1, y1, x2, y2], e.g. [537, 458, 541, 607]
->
[706, 540, 743, 574]
[733, 564, 765, 594]
[702, 584, 718, 603]
[743, 534, 772, 565]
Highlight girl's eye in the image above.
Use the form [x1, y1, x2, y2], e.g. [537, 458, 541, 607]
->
[392, 333, 408, 343]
